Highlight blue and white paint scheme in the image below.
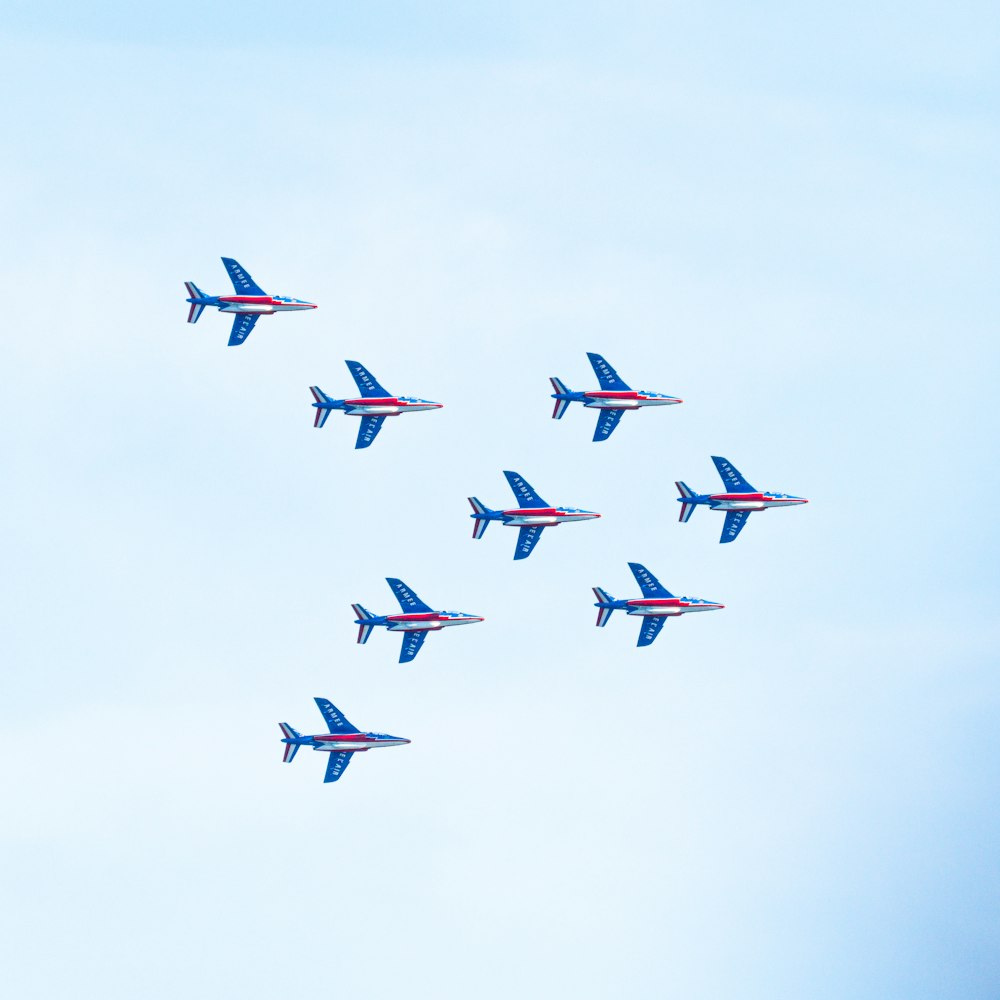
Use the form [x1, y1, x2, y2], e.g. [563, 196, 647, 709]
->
[310, 361, 443, 449]
[593, 562, 724, 646]
[676, 456, 809, 543]
[352, 578, 484, 663]
[279, 698, 410, 784]
[183, 257, 316, 346]
[468, 471, 601, 560]
[550, 352, 682, 441]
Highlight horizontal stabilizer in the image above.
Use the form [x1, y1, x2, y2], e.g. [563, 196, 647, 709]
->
[187, 302, 205, 324]
[676, 482, 698, 523]
[352, 604, 376, 644]
[282, 742, 300, 763]
[592, 588, 615, 627]
[550, 378, 572, 419]
[468, 497, 491, 539]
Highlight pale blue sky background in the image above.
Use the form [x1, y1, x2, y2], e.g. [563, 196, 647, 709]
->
[1, 3, 998, 998]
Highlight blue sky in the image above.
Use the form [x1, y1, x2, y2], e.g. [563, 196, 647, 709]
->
[1, 3, 998, 998]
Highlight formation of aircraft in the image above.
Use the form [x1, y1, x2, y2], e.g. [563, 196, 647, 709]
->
[676, 456, 808, 543]
[279, 698, 410, 783]
[593, 563, 724, 646]
[310, 360, 442, 449]
[550, 352, 682, 441]
[181, 265, 808, 783]
[352, 578, 484, 663]
[468, 471, 600, 560]
[184, 257, 316, 346]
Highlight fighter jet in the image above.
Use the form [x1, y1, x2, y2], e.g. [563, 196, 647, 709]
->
[592, 562, 724, 646]
[279, 697, 410, 784]
[352, 578, 484, 663]
[184, 257, 316, 346]
[310, 361, 442, 449]
[676, 456, 808, 543]
[468, 470, 601, 560]
[550, 352, 682, 441]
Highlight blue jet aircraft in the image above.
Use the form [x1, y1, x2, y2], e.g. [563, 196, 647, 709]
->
[279, 698, 410, 784]
[310, 361, 442, 449]
[550, 352, 682, 441]
[352, 578, 484, 663]
[184, 257, 316, 346]
[468, 471, 601, 560]
[676, 456, 809, 543]
[593, 563, 724, 646]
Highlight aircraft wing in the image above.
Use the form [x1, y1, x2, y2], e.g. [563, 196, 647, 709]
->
[399, 629, 428, 663]
[221, 257, 266, 295]
[637, 616, 667, 647]
[386, 578, 433, 613]
[314, 697, 361, 734]
[355, 415, 385, 449]
[593, 408, 625, 442]
[711, 456, 756, 492]
[345, 360, 391, 398]
[587, 352, 631, 391]
[324, 751, 353, 783]
[503, 471, 549, 508]
[228, 313, 259, 346]
[627, 562, 674, 598]
[514, 525, 544, 560]
[721, 510, 751, 543]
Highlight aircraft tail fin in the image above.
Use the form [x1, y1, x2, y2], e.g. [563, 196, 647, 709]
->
[592, 587, 617, 627]
[352, 604, 377, 644]
[310, 386, 335, 428]
[184, 281, 207, 323]
[549, 377, 572, 419]
[468, 497, 493, 539]
[279, 723, 302, 762]
[676, 482, 698, 523]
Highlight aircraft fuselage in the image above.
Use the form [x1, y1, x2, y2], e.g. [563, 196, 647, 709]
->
[625, 597, 725, 616]
[501, 507, 601, 527]
[308, 732, 410, 752]
[215, 295, 317, 314]
[341, 397, 443, 416]
[582, 390, 682, 409]
[384, 612, 483, 631]
[707, 492, 808, 511]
